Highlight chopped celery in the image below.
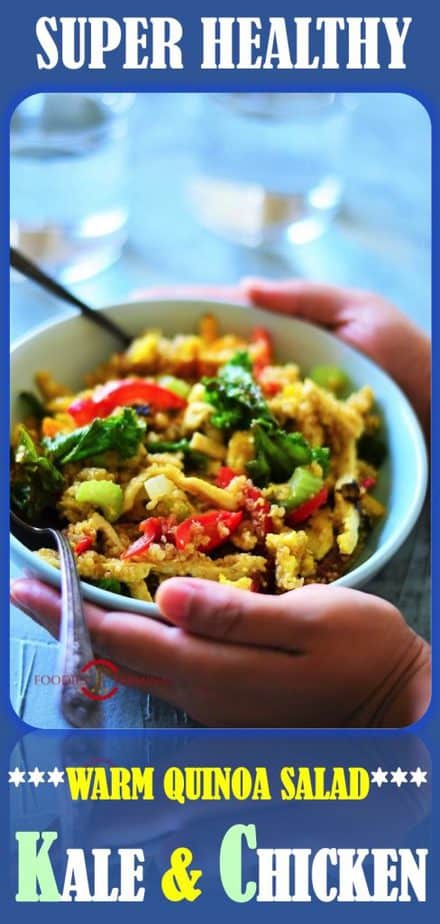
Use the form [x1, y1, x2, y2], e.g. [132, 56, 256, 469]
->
[157, 375, 191, 399]
[282, 467, 323, 511]
[75, 480, 123, 522]
[309, 365, 352, 396]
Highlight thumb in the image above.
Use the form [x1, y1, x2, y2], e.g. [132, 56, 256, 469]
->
[242, 277, 351, 329]
[156, 578, 319, 652]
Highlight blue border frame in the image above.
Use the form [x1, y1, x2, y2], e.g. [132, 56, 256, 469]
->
[2, 2, 438, 918]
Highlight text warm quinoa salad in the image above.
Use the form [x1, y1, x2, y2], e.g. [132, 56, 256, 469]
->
[11, 314, 386, 601]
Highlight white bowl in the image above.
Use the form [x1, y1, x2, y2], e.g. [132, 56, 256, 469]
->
[11, 298, 428, 616]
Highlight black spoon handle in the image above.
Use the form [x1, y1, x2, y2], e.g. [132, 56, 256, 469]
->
[10, 246, 131, 348]
[51, 529, 102, 729]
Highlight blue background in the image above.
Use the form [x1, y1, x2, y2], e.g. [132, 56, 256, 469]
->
[2, 1, 437, 920]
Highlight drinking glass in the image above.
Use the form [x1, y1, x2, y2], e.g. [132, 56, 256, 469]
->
[10, 93, 135, 283]
[189, 93, 351, 248]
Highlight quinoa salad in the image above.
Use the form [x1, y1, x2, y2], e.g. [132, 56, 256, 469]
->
[11, 314, 386, 601]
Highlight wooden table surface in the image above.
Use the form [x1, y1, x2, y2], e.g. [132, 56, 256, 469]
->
[10, 92, 430, 728]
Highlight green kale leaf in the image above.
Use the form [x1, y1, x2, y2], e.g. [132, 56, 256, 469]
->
[202, 351, 331, 487]
[246, 418, 330, 487]
[11, 426, 64, 522]
[44, 408, 146, 465]
[203, 351, 272, 431]
[146, 437, 208, 471]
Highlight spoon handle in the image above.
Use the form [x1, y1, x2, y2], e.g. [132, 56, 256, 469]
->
[52, 529, 102, 728]
[10, 246, 131, 348]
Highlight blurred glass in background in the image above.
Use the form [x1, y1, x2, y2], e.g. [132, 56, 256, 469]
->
[10, 93, 134, 283]
[189, 93, 351, 248]
[9, 92, 429, 338]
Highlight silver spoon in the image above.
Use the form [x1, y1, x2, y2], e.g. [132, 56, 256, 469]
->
[10, 246, 131, 349]
[11, 510, 102, 729]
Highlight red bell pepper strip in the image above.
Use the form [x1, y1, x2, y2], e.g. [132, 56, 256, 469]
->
[244, 482, 272, 540]
[74, 535, 94, 556]
[140, 515, 177, 542]
[121, 516, 179, 560]
[215, 467, 272, 540]
[251, 327, 280, 394]
[215, 466, 237, 488]
[175, 510, 243, 552]
[121, 517, 162, 561]
[260, 378, 281, 397]
[251, 326, 272, 374]
[69, 379, 187, 425]
[138, 516, 163, 535]
[361, 476, 376, 490]
[286, 486, 329, 525]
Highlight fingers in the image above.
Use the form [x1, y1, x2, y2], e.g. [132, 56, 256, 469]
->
[11, 578, 97, 638]
[131, 277, 353, 332]
[10, 579, 186, 705]
[10, 578, 185, 679]
[11, 578, 271, 689]
[156, 578, 340, 651]
[241, 277, 353, 328]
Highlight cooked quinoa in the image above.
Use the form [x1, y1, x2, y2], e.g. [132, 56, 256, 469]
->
[11, 314, 385, 600]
